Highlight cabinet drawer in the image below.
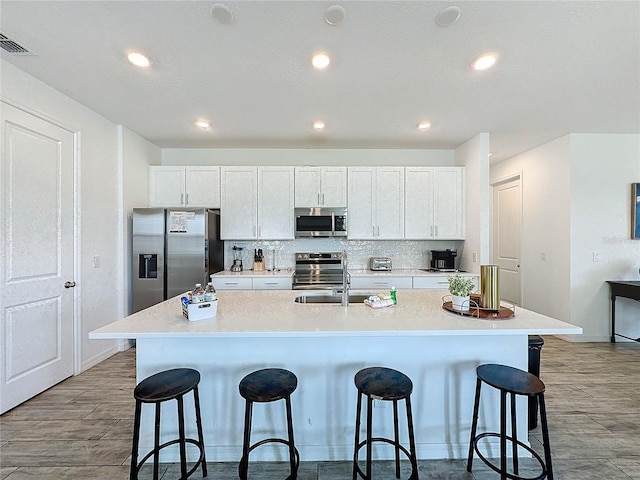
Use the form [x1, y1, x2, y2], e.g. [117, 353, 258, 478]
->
[413, 275, 478, 290]
[211, 277, 253, 290]
[252, 277, 292, 290]
[350, 276, 412, 290]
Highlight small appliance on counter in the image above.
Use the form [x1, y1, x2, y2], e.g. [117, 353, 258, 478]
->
[369, 257, 392, 271]
[231, 245, 244, 272]
[430, 249, 457, 271]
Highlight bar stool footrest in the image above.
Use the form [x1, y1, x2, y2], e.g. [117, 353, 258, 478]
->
[472, 432, 548, 480]
[238, 438, 300, 480]
[133, 438, 206, 480]
[353, 437, 419, 480]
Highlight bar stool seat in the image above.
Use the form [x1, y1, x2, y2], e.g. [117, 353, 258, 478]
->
[238, 368, 299, 480]
[352, 367, 419, 480]
[130, 368, 207, 480]
[467, 364, 553, 480]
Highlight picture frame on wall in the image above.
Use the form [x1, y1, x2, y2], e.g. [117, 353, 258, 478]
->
[633, 183, 640, 239]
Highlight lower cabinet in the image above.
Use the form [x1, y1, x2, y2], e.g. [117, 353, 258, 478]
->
[211, 275, 292, 290]
[412, 275, 479, 290]
[350, 276, 413, 290]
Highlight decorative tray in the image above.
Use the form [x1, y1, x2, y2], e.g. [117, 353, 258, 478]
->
[442, 295, 515, 319]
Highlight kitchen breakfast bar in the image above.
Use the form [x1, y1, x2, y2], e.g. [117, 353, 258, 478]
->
[90, 289, 581, 463]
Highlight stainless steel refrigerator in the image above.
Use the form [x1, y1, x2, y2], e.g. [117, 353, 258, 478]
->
[132, 208, 224, 313]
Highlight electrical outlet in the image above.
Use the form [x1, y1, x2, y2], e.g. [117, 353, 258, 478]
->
[93, 255, 100, 268]
[540, 251, 546, 261]
[593, 251, 600, 262]
[472, 252, 478, 263]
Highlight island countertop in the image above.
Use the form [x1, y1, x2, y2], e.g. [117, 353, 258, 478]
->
[89, 289, 581, 340]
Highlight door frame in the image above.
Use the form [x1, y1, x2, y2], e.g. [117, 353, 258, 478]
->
[1, 97, 82, 376]
[490, 171, 524, 305]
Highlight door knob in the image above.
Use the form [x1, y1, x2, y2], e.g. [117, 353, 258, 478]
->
[64, 281, 76, 288]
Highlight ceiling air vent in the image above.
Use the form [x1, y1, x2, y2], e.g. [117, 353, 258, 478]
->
[0, 31, 34, 55]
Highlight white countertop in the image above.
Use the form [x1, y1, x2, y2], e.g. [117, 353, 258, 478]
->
[90, 289, 581, 340]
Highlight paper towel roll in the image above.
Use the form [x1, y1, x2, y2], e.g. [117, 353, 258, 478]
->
[480, 265, 500, 310]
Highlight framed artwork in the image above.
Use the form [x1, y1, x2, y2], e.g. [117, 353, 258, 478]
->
[633, 183, 640, 239]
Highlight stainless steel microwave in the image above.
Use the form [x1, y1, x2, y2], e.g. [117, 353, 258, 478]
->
[294, 207, 347, 237]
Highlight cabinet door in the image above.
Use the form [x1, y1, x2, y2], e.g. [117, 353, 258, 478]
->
[405, 167, 434, 239]
[375, 167, 404, 239]
[258, 167, 294, 239]
[185, 166, 220, 208]
[220, 167, 257, 239]
[321, 167, 348, 207]
[294, 167, 321, 207]
[433, 167, 464, 239]
[347, 167, 376, 239]
[149, 166, 185, 207]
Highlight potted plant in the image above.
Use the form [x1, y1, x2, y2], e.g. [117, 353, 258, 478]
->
[447, 274, 476, 312]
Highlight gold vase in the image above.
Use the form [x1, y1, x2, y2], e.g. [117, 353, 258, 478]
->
[480, 265, 500, 310]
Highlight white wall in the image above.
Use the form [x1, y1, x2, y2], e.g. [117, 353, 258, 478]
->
[569, 134, 640, 341]
[162, 148, 454, 166]
[121, 127, 162, 315]
[491, 134, 640, 341]
[1, 59, 126, 370]
[454, 133, 491, 273]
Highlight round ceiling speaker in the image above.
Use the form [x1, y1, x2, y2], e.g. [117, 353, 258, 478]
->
[324, 5, 346, 25]
[436, 6, 461, 27]
[210, 3, 234, 24]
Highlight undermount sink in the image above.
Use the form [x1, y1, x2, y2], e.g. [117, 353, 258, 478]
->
[294, 294, 372, 304]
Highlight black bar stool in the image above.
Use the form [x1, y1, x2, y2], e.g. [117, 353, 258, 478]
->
[352, 367, 419, 480]
[528, 335, 545, 430]
[130, 368, 207, 480]
[467, 364, 553, 480]
[238, 368, 299, 480]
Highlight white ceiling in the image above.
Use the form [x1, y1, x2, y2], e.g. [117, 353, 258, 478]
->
[1, 0, 638, 163]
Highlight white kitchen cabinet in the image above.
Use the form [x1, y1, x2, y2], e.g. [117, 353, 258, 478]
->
[350, 275, 413, 290]
[149, 166, 220, 208]
[412, 274, 478, 290]
[220, 166, 294, 240]
[405, 167, 464, 239]
[294, 167, 347, 207]
[348, 167, 404, 239]
[258, 166, 294, 239]
[210, 276, 253, 290]
[211, 274, 292, 290]
[252, 276, 292, 290]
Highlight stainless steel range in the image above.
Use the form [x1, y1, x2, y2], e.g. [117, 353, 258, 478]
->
[292, 252, 347, 290]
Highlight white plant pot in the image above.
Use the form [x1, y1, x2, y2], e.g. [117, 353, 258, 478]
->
[451, 294, 470, 312]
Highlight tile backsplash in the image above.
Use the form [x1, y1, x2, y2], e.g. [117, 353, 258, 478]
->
[223, 239, 464, 271]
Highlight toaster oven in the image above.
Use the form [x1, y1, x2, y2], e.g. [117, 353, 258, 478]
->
[369, 257, 392, 271]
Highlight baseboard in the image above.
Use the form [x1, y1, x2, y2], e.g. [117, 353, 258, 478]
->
[81, 340, 132, 373]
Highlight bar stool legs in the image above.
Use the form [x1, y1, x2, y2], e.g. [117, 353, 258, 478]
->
[467, 364, 553, 480]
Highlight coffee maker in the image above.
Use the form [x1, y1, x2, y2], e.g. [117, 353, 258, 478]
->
[430, 249, 457, 271]
[231, 245, 244, 272]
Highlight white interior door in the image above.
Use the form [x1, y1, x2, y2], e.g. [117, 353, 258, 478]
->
[1, 102, 75, 414]
[492, 176, 522, 305]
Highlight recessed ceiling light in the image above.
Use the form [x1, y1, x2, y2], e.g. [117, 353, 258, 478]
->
[312, 120, 326, 131]
[324, 5, 346, 25]
[195, 119, 211, 130]
[473, 53, 498, 71]
[127, 51, 151, 68]
[417, 121, 432, 130]
[436, 6, 461, 26]
[311, 52, 331, 70]
[210, 3, 234, 24]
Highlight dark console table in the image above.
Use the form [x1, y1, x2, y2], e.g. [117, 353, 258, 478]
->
[606, 280, 640, 343]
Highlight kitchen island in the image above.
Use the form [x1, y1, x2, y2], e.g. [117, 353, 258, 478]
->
[90, 289, 581, 462]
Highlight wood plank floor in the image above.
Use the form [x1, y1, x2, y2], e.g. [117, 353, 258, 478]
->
[1, 336, 639, 479]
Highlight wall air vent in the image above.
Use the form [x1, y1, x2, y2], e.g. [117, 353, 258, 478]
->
[0, 31, 34, 55]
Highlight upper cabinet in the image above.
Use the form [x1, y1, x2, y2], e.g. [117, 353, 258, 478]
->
[294, 167, 347, 207]
[347, 167, 405, 239]
[405, 167, 465, 239]
[149, 166, 220, 208]
[220, 166, 294, 240]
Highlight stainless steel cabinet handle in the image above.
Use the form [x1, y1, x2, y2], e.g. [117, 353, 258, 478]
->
[224, 282, 238, 285]
[180, 193, 184, 205]
[185, 193, 189, 205]
[430, 226, 434, 237]
[435, 226, 438, 237]
[322, 193, 325, 205]
[64, 281, 76, 288]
